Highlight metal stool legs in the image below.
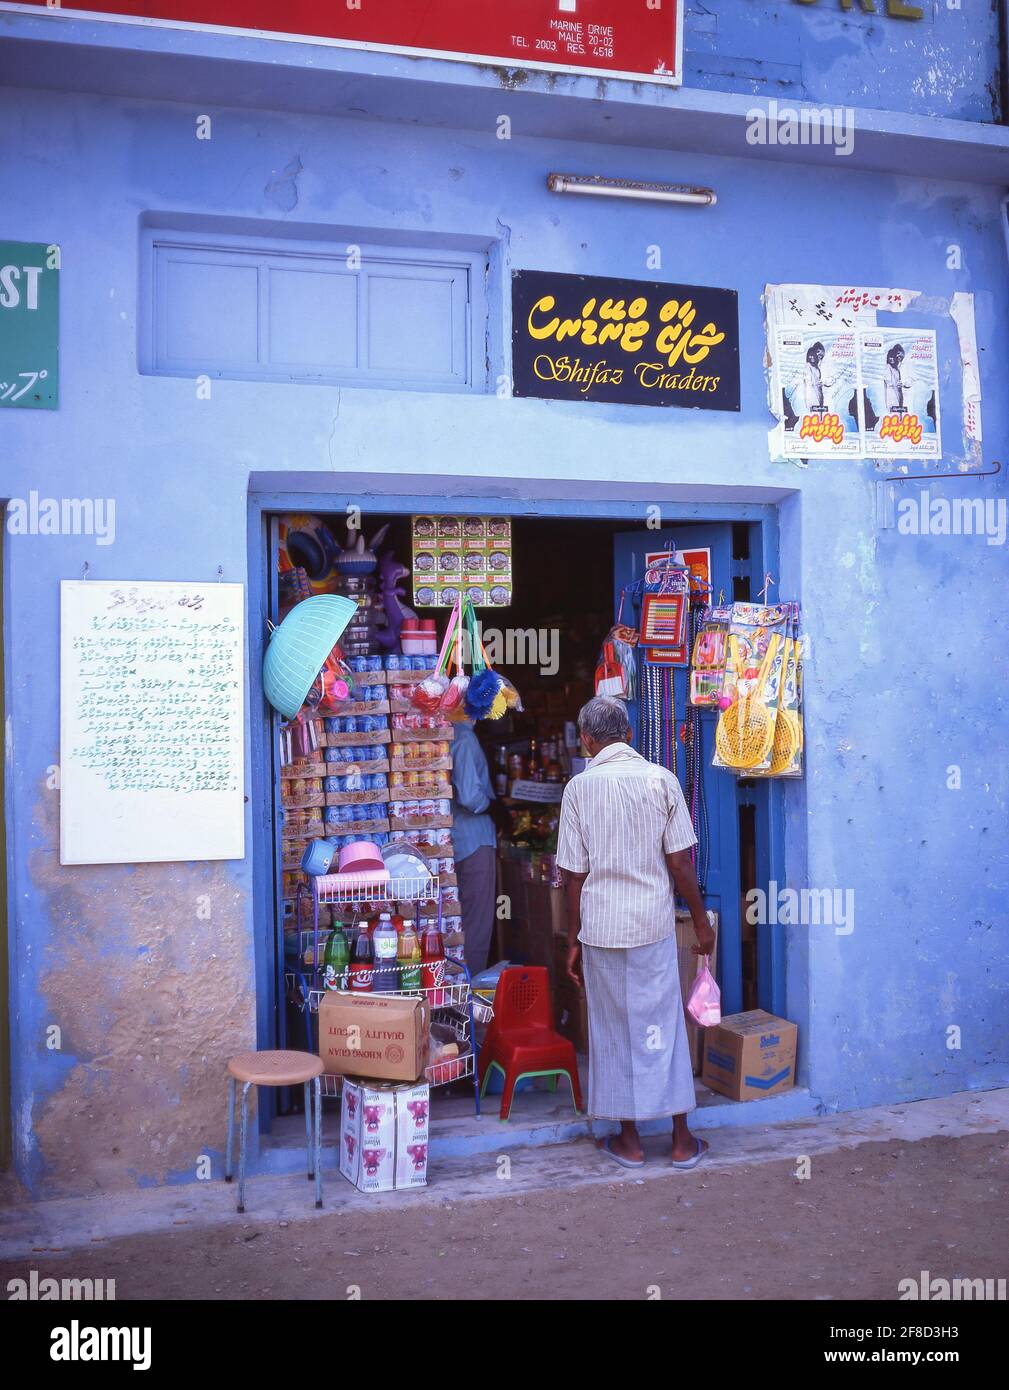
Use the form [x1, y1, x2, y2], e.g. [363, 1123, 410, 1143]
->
[237, 1080, 252, 1214]
[225, 1075, 236, 1182]
[313, 1077, 322, 1209]
[225, 1074, 322, 1211]
[304, 1081, 313, 1180]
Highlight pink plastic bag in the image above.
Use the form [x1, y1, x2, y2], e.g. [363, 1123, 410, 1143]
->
[686, 955, 721, 1027]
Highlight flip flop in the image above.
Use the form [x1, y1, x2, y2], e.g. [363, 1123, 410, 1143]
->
[671, 1137, 707, 1171]
[599, 1136, 645, 1169]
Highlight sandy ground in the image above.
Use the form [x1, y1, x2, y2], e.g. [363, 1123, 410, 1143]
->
[3, 1129, 1007, 1301]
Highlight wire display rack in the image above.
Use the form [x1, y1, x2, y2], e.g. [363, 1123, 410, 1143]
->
[286, 871, 482, 1113]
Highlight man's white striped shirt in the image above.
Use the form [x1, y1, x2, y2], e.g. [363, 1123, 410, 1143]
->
[556, 741, 697, 949]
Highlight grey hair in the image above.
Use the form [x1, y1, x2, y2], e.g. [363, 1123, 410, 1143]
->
[577, 695, 632, 745]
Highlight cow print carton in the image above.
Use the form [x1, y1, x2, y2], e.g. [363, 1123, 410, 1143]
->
[339, 1078, 430, 1193]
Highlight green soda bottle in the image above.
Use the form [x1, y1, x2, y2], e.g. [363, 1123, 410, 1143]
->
[397, 919, 423, 991]
[323, 925, 349, 991]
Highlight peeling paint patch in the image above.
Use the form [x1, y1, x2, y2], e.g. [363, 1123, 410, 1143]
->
[29, 788, 255, 1195]
[265, 156, 303, 213]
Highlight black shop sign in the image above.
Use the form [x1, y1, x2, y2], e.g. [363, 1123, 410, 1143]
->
[512, 270, 740, 413]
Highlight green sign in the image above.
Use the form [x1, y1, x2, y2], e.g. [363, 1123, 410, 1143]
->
[0, 241, 59, 409]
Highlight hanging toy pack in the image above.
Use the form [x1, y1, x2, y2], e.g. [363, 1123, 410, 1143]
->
[712, 603, 789, 772]
[594, 592, 638, 700]
[750, 603, 804, 779]
[689, 603, 731, 707]
[638, 552, 691, 665]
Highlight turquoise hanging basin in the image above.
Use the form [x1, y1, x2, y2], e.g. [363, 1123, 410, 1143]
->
[263, 594, 358, 719]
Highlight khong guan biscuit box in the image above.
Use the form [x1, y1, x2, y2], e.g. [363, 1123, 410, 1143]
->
[701, 1009, 797, 1101]
[318, 992, 430, 1083]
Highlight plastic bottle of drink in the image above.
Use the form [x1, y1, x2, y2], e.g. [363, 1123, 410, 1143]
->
[323, 926, 349, 991]
[495, 745, 509, 797]
[398, 919, 422, 992]
[350, 921, 374, 992]
[526, 738, 539, 779]
[372, 913, 399, 993]
[421, 920, 446, 1006]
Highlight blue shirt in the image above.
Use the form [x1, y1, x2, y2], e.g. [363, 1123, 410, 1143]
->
[451, 721, 497, 863]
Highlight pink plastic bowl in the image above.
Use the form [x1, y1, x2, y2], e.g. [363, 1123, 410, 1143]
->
[337, 840, 385, 874]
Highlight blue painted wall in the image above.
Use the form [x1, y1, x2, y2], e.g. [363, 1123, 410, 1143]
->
[686, 0, 1003, 122]
[1, 9, 1008, 1193]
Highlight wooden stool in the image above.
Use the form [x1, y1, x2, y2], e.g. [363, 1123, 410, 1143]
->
[225, 1051, 324, 1213]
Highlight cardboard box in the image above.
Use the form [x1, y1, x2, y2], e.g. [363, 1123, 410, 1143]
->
[701, 1009, 797, 1102]
[339, 1078, 430, 1193]
[676, 909, 719, 1076]
[318, 992, 430, 1083]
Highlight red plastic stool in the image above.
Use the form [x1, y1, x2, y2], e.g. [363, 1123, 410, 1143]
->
[478, 966, 582, 1121]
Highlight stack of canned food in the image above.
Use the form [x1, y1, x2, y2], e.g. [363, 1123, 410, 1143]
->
[392, 712, 451, 733]
[345, 655, 386, 675]
[394, 739, 451, 764]
[324, 744, 387, 763]
[390, 767, 450, 790]
[384, 653, 436, 673]
[323, 802, 389, 827]
[389, 796, 452, 820]
[323, 772, 389, 794]
[324, 714, 390, 737]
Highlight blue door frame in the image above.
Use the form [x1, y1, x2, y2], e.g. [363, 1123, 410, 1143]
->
[246, 478, 787, 1125]
[613, 522, 745, 1013]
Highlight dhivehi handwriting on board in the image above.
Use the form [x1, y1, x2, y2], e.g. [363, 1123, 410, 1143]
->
[69, 585, 241, 795]
[60, 579, 245, 865]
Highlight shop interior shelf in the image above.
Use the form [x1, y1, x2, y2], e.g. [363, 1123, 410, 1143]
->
[301, 975, 471, 1014]
[472, 998, 495, 1025]
[424, 1048, 475, 1089]
[313, 872, 439, 905]
[318, 1046, 475, 1099]
[285, 873, 482, 1115]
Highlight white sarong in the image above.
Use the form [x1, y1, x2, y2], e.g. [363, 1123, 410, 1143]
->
[582, 935, 696, 1121]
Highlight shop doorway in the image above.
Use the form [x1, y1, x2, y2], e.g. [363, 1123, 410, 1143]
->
[614, 523, 744, 1011]
[253, 486, 785, 1085]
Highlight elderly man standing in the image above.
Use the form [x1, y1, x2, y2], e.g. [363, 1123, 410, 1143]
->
[556, 695, 716, 1169]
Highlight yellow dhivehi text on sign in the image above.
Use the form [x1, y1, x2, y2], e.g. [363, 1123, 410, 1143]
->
[793, 1, 922, 19]
[526, 292, 728, 397]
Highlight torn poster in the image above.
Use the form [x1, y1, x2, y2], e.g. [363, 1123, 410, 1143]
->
[950, 291, 982, 445]
[765, 282, 920, 462]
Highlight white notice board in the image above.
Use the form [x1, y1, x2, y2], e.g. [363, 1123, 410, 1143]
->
[60, 580, 246, 865]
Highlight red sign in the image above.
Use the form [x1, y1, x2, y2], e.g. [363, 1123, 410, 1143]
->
[26, 1, 683, 85]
